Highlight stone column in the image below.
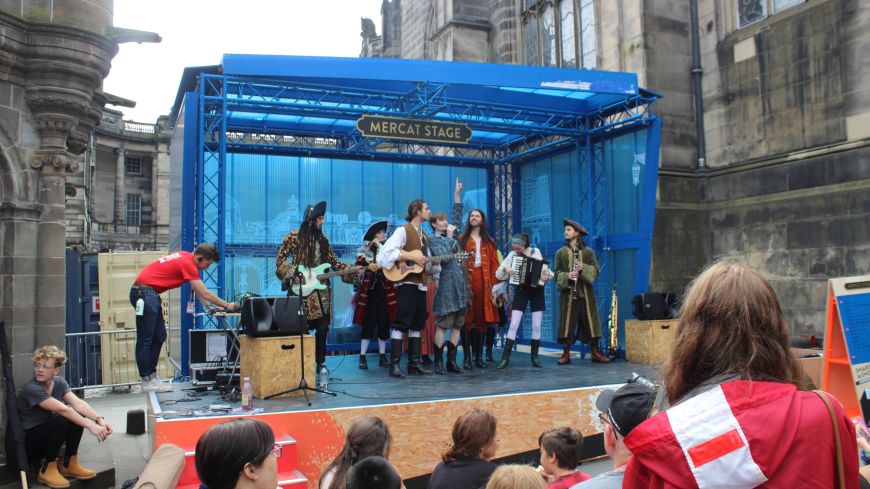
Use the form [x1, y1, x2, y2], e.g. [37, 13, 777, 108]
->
[115, 148, 126, 225]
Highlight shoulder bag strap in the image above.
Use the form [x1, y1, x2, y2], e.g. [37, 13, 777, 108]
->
[813, 390, 846, 489]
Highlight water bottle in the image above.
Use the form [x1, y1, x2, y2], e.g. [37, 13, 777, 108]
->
[318, 367, 328, 390]
[135, 297, 145, 316]
[241, 377, 253, 411]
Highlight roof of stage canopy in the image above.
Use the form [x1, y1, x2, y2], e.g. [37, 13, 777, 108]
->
[171, 54, 660, 152]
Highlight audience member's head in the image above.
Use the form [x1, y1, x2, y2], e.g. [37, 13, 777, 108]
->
[347, 456, 402, 489]
[538, 427, 583, 473]
[662, 260, 805, 402]
[320, 416, 392, 489]
[194, 418, 277, 489]
[484, 464, 547, 489]
[443, 408, 499, 463]
[595, 382, 657, 466]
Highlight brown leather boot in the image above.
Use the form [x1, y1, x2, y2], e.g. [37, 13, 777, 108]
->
[590, 343, 611, 363]
[39, 461, 70, 488]
[58, 455, 97, 480]
[557, 343, 572, 365]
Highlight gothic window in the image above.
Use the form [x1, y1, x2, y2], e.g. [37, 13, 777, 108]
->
[772, 0, 803, 11]
[559, 0, 576, 68]
[524, 13, 539, 66]
[522, 0, 596, 68]
[738, 0, 804, 28]
[125, 156, 143, 175]
[126, 194, 141, 227]
[579, 0, 596, 68]
[540, 3, 557, 67]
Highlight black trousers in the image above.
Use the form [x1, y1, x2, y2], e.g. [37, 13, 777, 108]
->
[25, 416, 84, 466]
[390, 284, 428, 332]
[361, 284, 391, 341]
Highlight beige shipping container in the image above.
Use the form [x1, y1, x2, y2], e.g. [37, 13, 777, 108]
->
[98, 251, 181, 385]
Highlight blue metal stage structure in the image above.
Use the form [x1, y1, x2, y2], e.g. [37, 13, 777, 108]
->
[170, 55, 661, 373]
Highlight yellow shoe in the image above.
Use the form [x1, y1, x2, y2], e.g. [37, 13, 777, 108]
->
[57, 455, 97, 480]
[38, 462, 70, 489]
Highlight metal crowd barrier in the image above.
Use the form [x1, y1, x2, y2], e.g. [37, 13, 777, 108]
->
[63, 327, 181, 391]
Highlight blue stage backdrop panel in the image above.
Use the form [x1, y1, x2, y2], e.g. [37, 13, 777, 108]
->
[218, 153, 488, 346]
[515, 128, 653, 348]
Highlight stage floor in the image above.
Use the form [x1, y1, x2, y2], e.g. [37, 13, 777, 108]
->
[155, 351, 659, 416]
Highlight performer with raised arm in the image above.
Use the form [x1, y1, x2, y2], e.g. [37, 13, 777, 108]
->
[456, 179, 501, 369]
[554, 218, 610, 364]
[275, 201, 360, 373]
[495, 233, 550, 369]
[377, 199, 434, 378]
[352, 220, 396, 369]
[427, 198, 472, 375]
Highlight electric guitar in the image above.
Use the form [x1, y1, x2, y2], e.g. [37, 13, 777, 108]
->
[382, 250, 472, 282]
[289, 263, 378, 297]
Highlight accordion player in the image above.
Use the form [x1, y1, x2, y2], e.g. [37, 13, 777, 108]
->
[509, 255, 549, 288]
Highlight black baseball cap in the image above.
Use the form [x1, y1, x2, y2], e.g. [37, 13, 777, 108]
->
[596, 383, 657, 437]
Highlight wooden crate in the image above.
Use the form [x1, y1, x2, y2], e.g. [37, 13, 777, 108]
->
[625, 319, 679, 364]
[240, 335, 315, 399]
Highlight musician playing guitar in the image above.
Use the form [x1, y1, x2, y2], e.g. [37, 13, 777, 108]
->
[554, 218, 610, 364]
[495, 233, 550, 369]
[377, 199, 435, 378]
[275, 200, 361, 373]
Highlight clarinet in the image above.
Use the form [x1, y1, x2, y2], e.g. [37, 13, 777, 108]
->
[564, 248, 581, 333]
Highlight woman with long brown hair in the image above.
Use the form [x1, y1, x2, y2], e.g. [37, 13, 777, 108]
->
[428, 408, 499, 489]
[622, 261, 859, 488]
[319, 416, 397, 489]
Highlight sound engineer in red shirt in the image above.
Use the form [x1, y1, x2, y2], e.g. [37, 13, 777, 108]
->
[130, 243, 239, 392]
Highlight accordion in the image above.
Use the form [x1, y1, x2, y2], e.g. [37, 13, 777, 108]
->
[509, 255, 549, 288]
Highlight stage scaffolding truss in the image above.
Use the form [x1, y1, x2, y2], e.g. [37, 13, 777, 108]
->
[173, 55, 662, 367]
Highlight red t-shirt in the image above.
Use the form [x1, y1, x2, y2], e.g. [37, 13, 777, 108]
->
[135, 251, 201, 293]
[548, 470, 591, 489]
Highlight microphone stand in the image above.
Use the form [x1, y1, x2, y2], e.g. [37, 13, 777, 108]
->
[265, 270, 336, 406]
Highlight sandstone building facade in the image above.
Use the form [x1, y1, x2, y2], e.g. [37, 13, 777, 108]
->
[361, 0, 870, 338]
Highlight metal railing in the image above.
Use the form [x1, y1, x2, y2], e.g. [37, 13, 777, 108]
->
[64, 328, 181, 391]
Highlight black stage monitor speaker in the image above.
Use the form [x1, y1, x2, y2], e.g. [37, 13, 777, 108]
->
[241, 296, 307, 337]
[631, 292, 678, 320]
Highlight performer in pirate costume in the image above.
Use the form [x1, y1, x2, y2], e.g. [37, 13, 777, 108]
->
[377, 199, 435, 378]
[554, 218, 610, 364]
[351, 220, 397, 369]
[455, 179, 500, 370]
[495, 233, 550, 369]
[427, 198, 471, 375]
[275, 201, 357, 373]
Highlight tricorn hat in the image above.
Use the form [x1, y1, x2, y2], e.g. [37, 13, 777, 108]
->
[563, 218, 588, 236]
[363, 220, 388, 242]
[303, 201, 327, 222]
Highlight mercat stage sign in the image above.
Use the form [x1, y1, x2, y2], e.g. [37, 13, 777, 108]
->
[356, 115, 472, 144]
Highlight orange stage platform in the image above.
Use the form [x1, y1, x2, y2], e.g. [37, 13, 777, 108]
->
[147, 352, 657, 488]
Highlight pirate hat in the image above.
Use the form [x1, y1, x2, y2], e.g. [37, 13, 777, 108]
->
[563, 218, 588, 236]
[304, 201, 327, 222]
[363, 220, 388, 242]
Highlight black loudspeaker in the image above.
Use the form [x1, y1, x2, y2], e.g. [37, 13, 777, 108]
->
[631, 293, 678, 320]
[240, 296, 307, 337]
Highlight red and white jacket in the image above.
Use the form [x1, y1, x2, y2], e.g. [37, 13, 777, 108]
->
[623, 380, 860, 489]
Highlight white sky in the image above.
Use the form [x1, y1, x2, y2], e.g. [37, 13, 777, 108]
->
[103, 0, 384, 122]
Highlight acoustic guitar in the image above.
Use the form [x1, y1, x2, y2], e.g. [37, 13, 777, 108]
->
[382, 250, 472, 282]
